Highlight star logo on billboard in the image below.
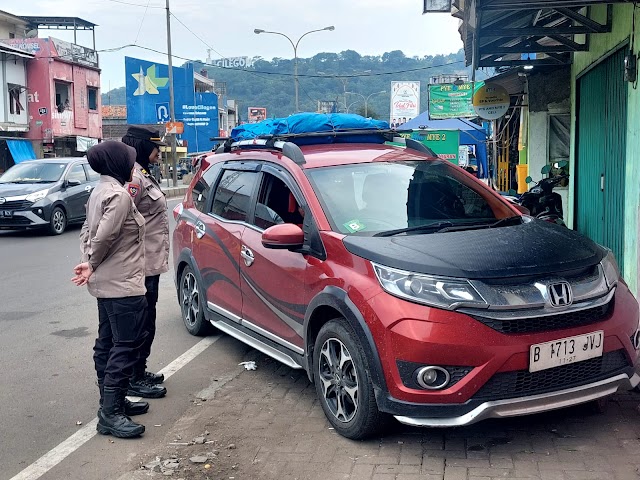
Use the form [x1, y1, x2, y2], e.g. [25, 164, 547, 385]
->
[132, 65, 169, 96]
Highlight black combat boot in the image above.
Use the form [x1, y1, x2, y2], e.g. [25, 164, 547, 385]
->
[143, 371, 164, 384]
[128, 372, 167, 399]
[98, 381, 149, 416]
[97, 386, 145, 438]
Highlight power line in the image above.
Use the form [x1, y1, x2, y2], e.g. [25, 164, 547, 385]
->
[169, 11, 226, 61]
[133, 0, 153, 45]
[97, 43, 466, 78]
[103, 0, 163, 7]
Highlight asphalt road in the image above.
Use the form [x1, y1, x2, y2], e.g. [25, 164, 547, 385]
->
[0, 199, 244, 480]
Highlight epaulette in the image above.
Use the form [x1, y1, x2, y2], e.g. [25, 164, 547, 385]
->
[141, 168, 150, 177]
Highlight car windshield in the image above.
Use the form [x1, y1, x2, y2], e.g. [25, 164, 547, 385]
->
[306, 160, 516, 236]
[0, 162, 67, 184]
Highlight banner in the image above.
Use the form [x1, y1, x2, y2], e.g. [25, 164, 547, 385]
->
[317, 100, 338, 114]
[248, 107, 267, 123]
[428, 81, 484, 120]
[390, 81, 420, 127]
[399, 130, 460, 164]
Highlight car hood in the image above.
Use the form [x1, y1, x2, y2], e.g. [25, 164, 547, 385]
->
[0, 183, 52, 197]
[342, 219, 605, 279]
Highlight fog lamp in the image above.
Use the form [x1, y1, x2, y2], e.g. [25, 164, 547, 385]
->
[416, 366, 450, 390]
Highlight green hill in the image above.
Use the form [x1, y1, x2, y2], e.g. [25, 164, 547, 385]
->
[102, 49, 473, 120]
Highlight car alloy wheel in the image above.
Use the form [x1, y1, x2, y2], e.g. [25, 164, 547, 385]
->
[179, 266, 211, 336]
[48, 207, 66, 235]
[313, 319, 388, 439]
[318, 337, 359, 423]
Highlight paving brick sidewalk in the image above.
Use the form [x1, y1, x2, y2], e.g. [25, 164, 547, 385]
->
[127, 349, 640, 480]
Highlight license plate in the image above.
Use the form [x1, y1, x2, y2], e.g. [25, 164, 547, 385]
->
[0, 210, 12, 218]
[529, 330, 604, 373]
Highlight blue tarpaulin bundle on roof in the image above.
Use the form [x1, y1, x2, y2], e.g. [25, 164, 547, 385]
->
[231, 113, 390, 145]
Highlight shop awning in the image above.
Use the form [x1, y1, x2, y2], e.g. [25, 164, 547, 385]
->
[6, 139, 36, 164]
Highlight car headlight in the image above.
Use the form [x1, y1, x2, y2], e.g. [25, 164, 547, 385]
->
[25, 189, 49, 203]
[601, 249, 620, 288]
[372, 262, 487, 310]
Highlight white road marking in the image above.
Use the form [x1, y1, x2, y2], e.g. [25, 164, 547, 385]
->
[10, 336, 219, 480]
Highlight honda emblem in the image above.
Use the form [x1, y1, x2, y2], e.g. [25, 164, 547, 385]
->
[0, 198, 5, 204]
[548, 282, 573, 307]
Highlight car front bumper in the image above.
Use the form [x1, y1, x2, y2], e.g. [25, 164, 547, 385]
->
[0, 209, 49, 229]
[393, 371, 639, 427]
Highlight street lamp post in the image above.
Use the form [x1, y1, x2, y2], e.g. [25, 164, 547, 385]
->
[254, 26, 335, 113]
[345, 101, 361, 113]
[346, 90, 386, 117]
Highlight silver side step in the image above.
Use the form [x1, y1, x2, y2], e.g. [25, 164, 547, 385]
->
[210, 319, 304, 370]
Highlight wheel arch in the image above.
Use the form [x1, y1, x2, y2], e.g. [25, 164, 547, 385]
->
[175, 248, 207, 311]
[303, 286, 387, 395]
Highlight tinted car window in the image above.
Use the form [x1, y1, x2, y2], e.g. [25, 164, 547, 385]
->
[192, 163, 222, 213]
[211, 170, 259, 222]
[252, 173, 304, 230]
[307, 160, 514, 235]
[0, 162, 66, 183]
[84, 164, 100, 182]
[67, 164, 88, 184]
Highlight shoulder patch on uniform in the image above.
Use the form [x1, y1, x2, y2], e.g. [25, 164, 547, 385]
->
[128, 184, 141, 197]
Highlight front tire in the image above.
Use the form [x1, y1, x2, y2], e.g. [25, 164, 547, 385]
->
[48, 207, 66, 235]
[179, 266, 211, 336]
[313, 319, 387, 439]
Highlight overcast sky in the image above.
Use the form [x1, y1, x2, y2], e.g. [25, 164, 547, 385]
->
[9, 0, 463, 91]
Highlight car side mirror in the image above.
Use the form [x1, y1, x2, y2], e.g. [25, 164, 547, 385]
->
[66, 179, 82, 187]
[262, 223, 304, 250]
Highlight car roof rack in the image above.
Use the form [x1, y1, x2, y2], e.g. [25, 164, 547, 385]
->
[209, 129, 437, 165]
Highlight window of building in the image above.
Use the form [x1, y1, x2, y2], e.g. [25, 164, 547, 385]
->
[55, 82, 71, 113]
[211, 170, 259, 222]
[87, 87, 98, 111]
[9, 32, 15, 39]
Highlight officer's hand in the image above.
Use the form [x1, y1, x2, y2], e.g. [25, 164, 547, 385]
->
[71, 262, 93, 286]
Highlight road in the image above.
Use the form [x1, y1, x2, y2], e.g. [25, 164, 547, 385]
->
[0, 199, 241, 480]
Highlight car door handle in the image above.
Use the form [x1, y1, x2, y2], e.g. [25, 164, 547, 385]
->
[241, 245, 254, 267]
[195, 220, 206, 239]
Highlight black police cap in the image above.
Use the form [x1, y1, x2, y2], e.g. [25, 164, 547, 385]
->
[123, 125, 168, 146]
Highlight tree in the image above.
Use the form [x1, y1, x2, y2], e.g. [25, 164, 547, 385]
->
[356, 105, 380, 120]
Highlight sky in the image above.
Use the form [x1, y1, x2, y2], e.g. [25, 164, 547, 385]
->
[7, 0, 464, 91]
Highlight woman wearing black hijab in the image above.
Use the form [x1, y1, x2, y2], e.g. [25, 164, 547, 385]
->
[72, 141, 148, 438]
[120, 126, 169, 400]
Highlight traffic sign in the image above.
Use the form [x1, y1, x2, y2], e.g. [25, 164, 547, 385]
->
[156, 102, 170, 122]
[166, 121, 184, 134]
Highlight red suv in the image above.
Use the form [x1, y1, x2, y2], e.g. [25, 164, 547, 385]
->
[172, 135, 640, 439]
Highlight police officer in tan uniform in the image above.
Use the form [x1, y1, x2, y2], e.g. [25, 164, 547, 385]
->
[122, 126, 170, 399]
[73, 141, 147, 438]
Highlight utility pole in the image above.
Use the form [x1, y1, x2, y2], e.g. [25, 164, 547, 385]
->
[166, 0, 177, 187]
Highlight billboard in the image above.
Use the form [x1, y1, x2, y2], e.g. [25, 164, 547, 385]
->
[390, 81, 420, 127]
[125, 56, 219, 153]
[317, 100, 338, 114]
[248, 107, 267, 123]
[428, 81, 484, 120]
[210, 56, 255, 69]
[398, 130, 460, 164]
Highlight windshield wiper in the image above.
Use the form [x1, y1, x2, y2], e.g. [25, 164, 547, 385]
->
[373, 221, 454, 237]
[436, 216, 523, 233]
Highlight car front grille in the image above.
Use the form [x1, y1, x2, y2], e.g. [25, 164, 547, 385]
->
[472, 349, 630, 401]
[470, 302, 612, 335]
[0, 216, 32, 226]
[0, 200, 32, 210]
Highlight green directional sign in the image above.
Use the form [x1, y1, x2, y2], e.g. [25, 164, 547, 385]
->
[428, 81, 484, 120]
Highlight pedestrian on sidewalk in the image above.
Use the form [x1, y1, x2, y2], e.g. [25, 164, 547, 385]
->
[121, 125, 170, 400]
[72, 141, 148, 438]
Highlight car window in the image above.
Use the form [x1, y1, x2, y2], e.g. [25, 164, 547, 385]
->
[252, 173, 304, 230]
[192, 163, 222, 213]
[67, 164, 88, 184]
[306, 160, 514, 235]
[0, 162, 66, 184]
[211, 170, 259, 222]
[84, 164, 100, 182]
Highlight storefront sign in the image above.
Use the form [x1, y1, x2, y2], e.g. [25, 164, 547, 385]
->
[399, 129, 460, 163]
[248, 107, 267, 123]
[428, 82, 483, 120]
[472, 83, 510, 120]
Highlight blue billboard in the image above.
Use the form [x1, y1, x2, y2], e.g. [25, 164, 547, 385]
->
[125, 56, 219, 153]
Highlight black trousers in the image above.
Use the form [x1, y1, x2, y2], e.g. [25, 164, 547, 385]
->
[94, 296, 147, 389]
[136, 275, 160, 372]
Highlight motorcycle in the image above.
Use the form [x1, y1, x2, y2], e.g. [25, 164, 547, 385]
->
[513, 174, 568, 226]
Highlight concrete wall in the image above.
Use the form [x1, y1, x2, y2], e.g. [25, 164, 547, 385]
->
[570, 3, 639, 296]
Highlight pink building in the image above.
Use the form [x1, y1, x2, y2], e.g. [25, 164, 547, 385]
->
[6, 17, 101, 157]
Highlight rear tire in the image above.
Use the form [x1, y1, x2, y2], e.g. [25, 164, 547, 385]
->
[179, 266, 211, 336]
[313, 319, 388, 440]
[48, 207, 66, 235]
